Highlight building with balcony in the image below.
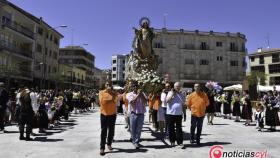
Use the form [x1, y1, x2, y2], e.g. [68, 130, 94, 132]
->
[111, 54, 128, 86]
[59, 46, 95, 88]
[58, 64, 86, 89]
[249, 48, 280, 85]
[0, 0, 63, 89]
[150, 28, 247, 87]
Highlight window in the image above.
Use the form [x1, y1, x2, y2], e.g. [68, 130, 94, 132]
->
[216, 42, 223, 47]
[185, 59, 194, 65]
[53, 67, 57, 73]
[217, 56, 223, 61]
[36, 44, 42, 52]
[2, 16, 11, 25]
[50, 34, 53, 41]
[184, 44, 194, 50]
[46, 33, 49, 39]
[270, 77, 280, 85]
[230, 60, 238, 66]
[54, 37, 59, 45]
[112, 67, 116, 71]
[154, 42, 163, 48]
[45, 48, 48, 55]
[241, 43, 246, 52]
[269, 64, 280, 74]
[53, 52, 58, 59]
[243, 57, 247, 68]
[123, 60, 125, 64]
[259, 56, 264, 64]
[200, 42, 208, 50]
[230, 42, 237, 51]
[37, 27, 43, 35]
[49, 50, 52, 57]
[272, 53, 279, 63]
[112, 74, 116, 78]
[112, 60, 116, 64]
[251, 66, 265, 73]
[48, 65, 51, 73]
[123, 74, 125, 79]
[250, 57, 255, 62]
[158, 58, 163, 64]
[122, 67, 125, 71]
[200, 59, 209, 65]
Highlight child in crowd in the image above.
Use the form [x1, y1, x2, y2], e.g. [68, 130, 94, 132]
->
[255, 104, 265, 132]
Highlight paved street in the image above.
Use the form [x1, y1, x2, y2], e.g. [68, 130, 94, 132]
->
[0, 109, 280, 158]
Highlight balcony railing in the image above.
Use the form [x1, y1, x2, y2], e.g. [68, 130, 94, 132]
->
[0, 40, 33, 58]
[0, 66, 32, 78]
[2, 21, 34, 39]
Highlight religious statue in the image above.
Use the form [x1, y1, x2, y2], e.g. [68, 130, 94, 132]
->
[131, 17, 158, 73]
[125, 17, 163, 94]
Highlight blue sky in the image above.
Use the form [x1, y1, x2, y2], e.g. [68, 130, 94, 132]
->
[9, 0, 280, 69]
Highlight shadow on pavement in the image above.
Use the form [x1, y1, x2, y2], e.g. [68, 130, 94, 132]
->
[107, 147, 148, 154]
[33, 137, 64, 142]
[3, 130, 19, 134]
[212, 123, 230, 126]
[183, 141, 231, 148]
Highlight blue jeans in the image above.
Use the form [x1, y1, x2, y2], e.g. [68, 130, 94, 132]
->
[130, 112, 144, 144]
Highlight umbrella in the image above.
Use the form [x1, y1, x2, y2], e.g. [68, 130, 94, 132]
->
[223, 84, 242, 91]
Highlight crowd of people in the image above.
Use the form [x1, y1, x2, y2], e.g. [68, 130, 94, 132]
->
[98, 81, 280, 156]
[1, 80, 280, 156]
[0, 82, 97, 141]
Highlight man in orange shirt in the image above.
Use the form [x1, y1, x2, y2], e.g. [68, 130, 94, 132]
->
[99, 81, 118, 155]
[187, 83, 209, 146]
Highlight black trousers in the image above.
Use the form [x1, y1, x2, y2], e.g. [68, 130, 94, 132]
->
[100, 114, 116, 150]
[0, 110, 5, 130]
[167, 115, 183, 144]
[19, 113, 33, 138]
[152, 110, 159, 129]
[190, 115, 204, 141]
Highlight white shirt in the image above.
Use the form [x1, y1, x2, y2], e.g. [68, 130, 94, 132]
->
[161, 92, 168, 108]
[30, 92, 39, 112]
[16, 92, 21, 106]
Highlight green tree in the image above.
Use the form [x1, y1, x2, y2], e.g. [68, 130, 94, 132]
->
[247, 71, 267, 100]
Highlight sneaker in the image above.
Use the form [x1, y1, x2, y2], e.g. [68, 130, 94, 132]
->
[125, 125, 128, 129]
[170, 142, 175, 147]
[100, 149, 105, 156]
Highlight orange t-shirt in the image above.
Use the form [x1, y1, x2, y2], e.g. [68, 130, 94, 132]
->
[99, 89, 117, 116]
[148, 95, 161, 110]
[187, 92, 209, 117]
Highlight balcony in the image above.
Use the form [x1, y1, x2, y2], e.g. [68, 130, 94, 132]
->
[2, 21, 34, 39]
[0, 40, 33, 59]
[0, 65, 32, 79]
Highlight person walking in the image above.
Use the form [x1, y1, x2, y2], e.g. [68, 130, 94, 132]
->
[18, 88, 34, 141]
[166, 82, 185, 147]
[187, 83, 209, 145]
[126, 83, 147, 149]
[99, 82, 118, 155]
